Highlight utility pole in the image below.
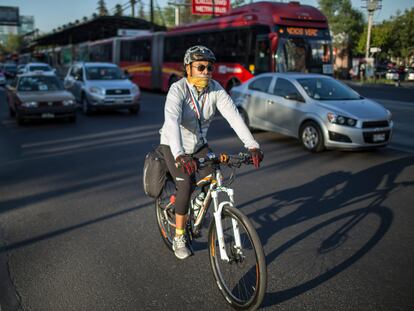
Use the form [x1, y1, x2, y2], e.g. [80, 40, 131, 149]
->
[362, 0, 382, 60]
[168, 1, 190, 26]
[130, 0, 137, 17]
[150, 0, 154, 24]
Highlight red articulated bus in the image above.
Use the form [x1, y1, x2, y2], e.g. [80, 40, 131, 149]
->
[119, 1, 332, 92]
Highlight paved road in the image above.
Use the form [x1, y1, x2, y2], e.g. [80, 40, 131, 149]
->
[0, 87, 414, 311]
[346, 83, 414, 153]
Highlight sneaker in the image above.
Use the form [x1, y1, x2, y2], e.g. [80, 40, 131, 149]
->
[172, 235, 191, 260]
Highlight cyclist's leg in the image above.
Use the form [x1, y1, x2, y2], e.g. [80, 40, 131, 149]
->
[159, 145, 192, 259]
[159, 145, 192, 221]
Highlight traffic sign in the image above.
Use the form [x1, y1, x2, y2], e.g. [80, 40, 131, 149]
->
[192, 0, 231, 16]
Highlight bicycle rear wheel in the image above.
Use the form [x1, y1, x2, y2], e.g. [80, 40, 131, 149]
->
[155, 197, 175, 250]
[208, 205, 267, 310]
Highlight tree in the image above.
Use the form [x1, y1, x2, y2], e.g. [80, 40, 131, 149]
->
[130, 0, 137, 17]
[97, 0, 109, 16]
[356, 8, 414, 64]
[231, 0, 246, 9]
[4, 34, 23, 53]
[115, 4, 123, 16]
[318, 0, 365, 54]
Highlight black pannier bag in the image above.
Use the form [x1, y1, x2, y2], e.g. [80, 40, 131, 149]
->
[143, 146, 167, 198]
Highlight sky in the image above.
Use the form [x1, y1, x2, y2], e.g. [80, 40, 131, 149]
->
[1, 0, 413, 33]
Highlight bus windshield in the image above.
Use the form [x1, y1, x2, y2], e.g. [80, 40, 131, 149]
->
[275, 38, 332, 74]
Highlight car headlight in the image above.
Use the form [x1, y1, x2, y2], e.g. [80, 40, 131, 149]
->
[89, 87, 105, 96]
[386, 109, 392, 121]
[131, 85, 139, 94]
[22, 101, 38, 108]
[63, 100, 75, 106]
[327, 112, 357, 127]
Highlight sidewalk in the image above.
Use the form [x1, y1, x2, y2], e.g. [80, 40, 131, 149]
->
[343, 80, 414, 89]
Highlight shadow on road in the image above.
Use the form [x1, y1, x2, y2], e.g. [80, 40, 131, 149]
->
[0, 200, 152, 253]
[242, 155, 414, 308]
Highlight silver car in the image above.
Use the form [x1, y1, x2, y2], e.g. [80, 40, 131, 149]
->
[64, 62, 140, 115]
[21, 62, 55, 74]
[231, 73, 393, 152]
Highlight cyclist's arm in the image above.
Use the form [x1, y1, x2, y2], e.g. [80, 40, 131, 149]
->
[215, 83, 260, 150]
[162, 83, 185, 159]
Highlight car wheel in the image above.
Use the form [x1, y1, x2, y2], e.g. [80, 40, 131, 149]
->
[300, 121, 325, 153]
[82, 96, 91, 116]
[239, 108, 259, 132]
[68, 115, 77, 123]
[16, 114, 25, 126]
[129, 105, 139, 115]
[239, 108, 250, 127]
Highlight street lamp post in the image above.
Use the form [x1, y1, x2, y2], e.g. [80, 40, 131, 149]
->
[363, 0, 382, 60]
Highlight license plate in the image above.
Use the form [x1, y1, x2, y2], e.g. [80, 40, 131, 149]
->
[115, 100, 124, 104]
[373, 133, 385, 142]
[41, 113, 55, 119]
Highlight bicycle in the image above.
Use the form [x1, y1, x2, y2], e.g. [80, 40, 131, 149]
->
[155, 151, 267, 310]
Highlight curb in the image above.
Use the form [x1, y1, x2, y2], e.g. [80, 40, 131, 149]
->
[342, 80, 414, 89]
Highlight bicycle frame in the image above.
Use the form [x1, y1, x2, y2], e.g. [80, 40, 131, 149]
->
[194, 168, 242, 262]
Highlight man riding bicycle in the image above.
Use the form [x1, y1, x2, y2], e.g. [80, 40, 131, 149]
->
[159, 45, 263, 259]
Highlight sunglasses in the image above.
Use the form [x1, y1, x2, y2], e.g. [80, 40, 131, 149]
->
[192, 64, 214, 72]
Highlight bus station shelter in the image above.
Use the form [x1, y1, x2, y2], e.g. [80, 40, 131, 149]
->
[31, 15, 166, 48]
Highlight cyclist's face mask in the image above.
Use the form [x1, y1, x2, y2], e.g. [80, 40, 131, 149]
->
[186, 61, 213, 89]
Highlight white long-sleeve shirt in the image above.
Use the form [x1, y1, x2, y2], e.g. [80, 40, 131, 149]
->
[160, 78, 260, 159]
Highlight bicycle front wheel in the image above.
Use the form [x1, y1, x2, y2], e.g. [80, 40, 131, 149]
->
[208, 205, 267, 310]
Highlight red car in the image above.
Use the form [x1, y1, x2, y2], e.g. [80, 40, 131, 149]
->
[6, 71, 77, 125]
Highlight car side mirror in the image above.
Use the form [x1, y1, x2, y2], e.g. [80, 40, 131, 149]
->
[6, 84, 16, 91]
[124, 70, 132, 80]
[285, 93, 304, 102]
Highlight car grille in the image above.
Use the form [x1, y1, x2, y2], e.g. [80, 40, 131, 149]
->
[106, 89, 130, 95]
[362, 120, 389, 128]
[38, 101, 63, 107]
[363, 130, 391, 143]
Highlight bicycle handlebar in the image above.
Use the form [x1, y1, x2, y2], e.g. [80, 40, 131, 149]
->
[196, 152, 252, 168]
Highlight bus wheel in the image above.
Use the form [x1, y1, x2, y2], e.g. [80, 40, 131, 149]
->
[168, 75, 178, 89]
[226, 78, 241, 92]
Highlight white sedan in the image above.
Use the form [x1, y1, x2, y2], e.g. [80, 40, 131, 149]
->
[231, 73, 393, 152]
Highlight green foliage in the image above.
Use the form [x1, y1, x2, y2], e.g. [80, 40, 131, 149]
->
[356, 8, 414, 63]
[115, 4, 123, 16]
[3, 34, 23, 53]
[232, 0, 247, 8]
[318, 0, 365, 52]
[97, 0, 109, 16]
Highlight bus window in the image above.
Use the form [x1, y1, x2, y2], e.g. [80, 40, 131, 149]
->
[121, 40, 151, 62]
[255, 36, 270, 74]
[276, 38, 332, 74]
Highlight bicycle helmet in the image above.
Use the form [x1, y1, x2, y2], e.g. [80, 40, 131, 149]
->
[184, 45, 216, 65]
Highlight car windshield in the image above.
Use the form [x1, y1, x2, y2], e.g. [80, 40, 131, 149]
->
[18, 76, 64, 92]
[85, 66, 124, 80]
[4, 65, 17, 72]
[29, 65, 52, 71]
[297, 77, 362, 100]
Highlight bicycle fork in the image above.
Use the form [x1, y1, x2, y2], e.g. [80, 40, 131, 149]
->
[211, 188, 242, 262]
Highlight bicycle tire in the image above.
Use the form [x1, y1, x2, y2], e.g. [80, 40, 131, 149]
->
[208, 205, 267, 310]
[155, 198, 175, 251]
